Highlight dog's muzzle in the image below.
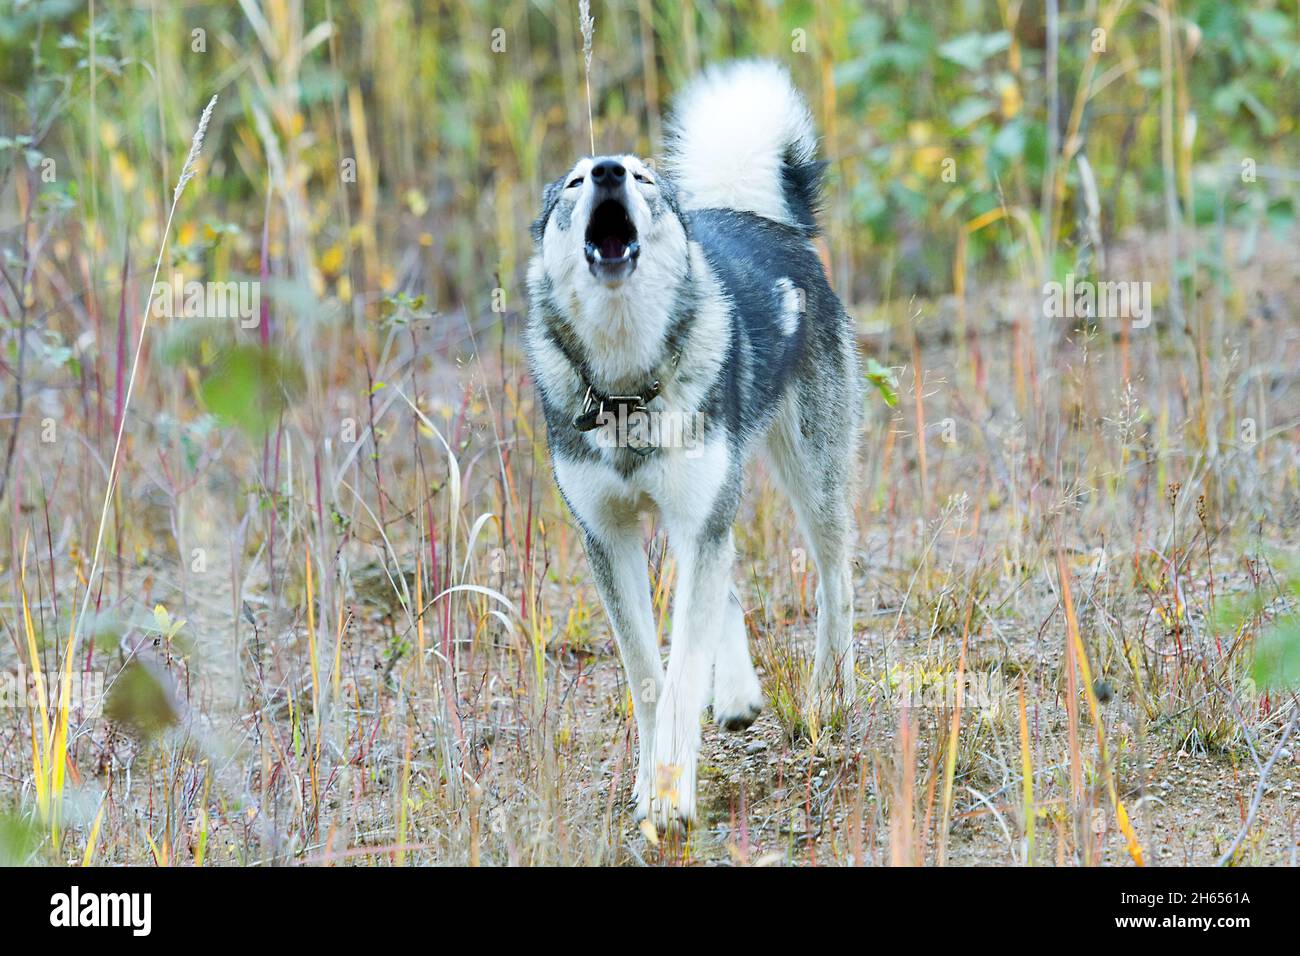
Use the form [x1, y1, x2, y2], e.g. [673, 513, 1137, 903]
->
[584, 160, 640, 282]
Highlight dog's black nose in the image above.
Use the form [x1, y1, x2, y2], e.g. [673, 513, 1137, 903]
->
[590, 159, 626, 187]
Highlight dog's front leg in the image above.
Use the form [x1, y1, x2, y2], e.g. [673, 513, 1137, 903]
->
[650, 527, 735, 830]
[582, 528, 663, 819]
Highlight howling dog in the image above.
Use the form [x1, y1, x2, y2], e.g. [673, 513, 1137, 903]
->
[526, 61, 861, 830]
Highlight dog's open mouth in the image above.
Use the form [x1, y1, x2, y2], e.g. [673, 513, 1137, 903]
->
[584, 199, 640, 281]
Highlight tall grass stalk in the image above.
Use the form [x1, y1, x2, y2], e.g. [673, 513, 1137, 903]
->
[936, 588, 976, 865]
[73, 94, 218, 651]
[1018, 679, 1035, 866]
[20, 540, 78, 842]
[579, 0, 596, 155]
[1057, 549, 1145, 866]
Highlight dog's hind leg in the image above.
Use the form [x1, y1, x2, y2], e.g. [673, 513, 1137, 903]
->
[581, 526, 664, 820]
[713, 591, 763, 731]
[765, 391, 858, 714]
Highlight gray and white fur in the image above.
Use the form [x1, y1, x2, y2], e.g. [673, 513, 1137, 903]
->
[525, 60, 861, 830]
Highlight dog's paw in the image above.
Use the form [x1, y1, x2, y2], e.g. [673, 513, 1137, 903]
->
[714, 607, 765, 731]
[714, 667, 763, 731]
[808, 656, 856, 735]
[719, 702, 762, 732]
[649, 758, 697, 833]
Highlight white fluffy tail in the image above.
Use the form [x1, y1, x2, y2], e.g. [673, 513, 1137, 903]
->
[665, 60, 822, 230]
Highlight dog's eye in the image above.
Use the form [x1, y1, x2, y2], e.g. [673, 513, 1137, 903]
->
[566, 176, 584, 189]
[632, 172, 654, 185]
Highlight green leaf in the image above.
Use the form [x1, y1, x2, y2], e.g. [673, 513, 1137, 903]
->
[950, 96, 994, 130]
[105, 662, 177, 740]
[1267, 197, 1294, 236]
[865, 357, 899, 407]
[0, 811, 42, 865]
[199, 345, 304, 439]
[991, 119, 1026, 160]
[938, 31, 1010, 72]
[1254, 622, 1300, 692]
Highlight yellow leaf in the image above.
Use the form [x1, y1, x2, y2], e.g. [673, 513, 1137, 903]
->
[912, 146, 946, 175]
[639, 818, 659, 846]
[1115, 798, 1146, 867]
[82, 803, 106, 867]
[404, 189, 429, 216]
[320, 244, 344, 274]
[111, 151, 137, 192]
[998, 77, 1022, 119]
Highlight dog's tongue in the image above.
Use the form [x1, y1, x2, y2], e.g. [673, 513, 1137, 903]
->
[600, 236, 624, 259]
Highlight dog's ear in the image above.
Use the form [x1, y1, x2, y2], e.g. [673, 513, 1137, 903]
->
[531, 177, 565, 244]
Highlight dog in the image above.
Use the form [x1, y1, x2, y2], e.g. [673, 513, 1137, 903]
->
[525, 60, 861, 830]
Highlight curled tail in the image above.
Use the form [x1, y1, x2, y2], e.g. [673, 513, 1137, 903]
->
[665, 60, 825, 232]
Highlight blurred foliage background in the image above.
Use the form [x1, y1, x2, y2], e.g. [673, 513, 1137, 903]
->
[2, 0, 1296, 332]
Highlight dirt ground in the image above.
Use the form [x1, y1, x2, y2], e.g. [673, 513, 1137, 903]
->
[5, 236, 1298, 868]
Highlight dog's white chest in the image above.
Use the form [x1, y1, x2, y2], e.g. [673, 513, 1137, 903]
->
[554, 438, 730, 538]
